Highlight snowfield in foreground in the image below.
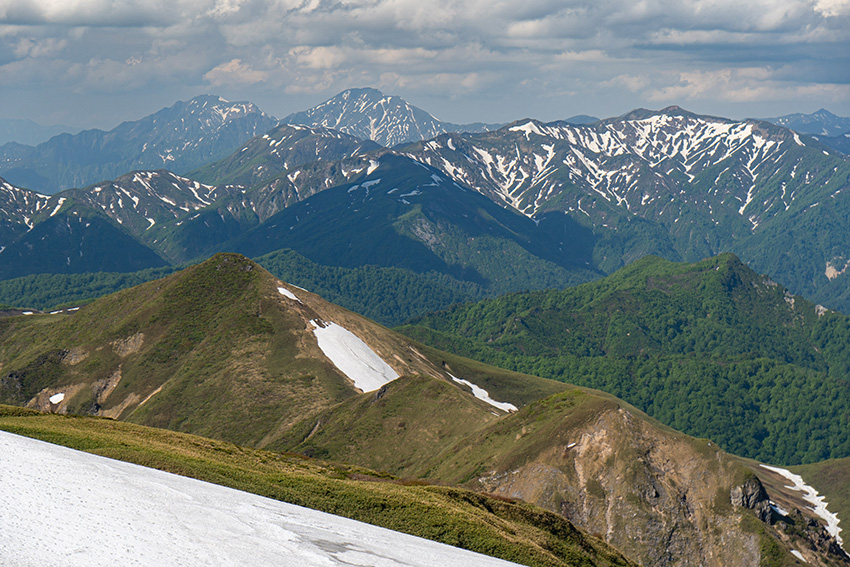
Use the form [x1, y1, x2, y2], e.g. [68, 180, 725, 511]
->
[0, 431, 519, 566]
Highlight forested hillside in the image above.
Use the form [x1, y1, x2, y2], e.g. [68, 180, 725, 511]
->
[400, 253, 850, 464]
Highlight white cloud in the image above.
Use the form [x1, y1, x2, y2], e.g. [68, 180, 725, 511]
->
[649, 67, 850, 104]
[815, 0, 850, 17]
[0, 0, 847, 126]
[204, 58, 267, 85]
[603, 74, 653, 93]
[12, 36, 67, 58]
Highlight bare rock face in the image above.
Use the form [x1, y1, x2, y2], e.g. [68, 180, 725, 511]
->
[478, 407, 763, 567]
[731, 476, 774, 523]
[731, 476, 769, 509]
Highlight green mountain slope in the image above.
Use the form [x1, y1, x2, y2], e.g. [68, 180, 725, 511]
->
[0, 253, 550, 447]
[0, 265, 182, 312]
[222, 154, 598, 293]
[276, 372, 850, 567]
[1, 252, 846, 567]
[0, 204, 168, 279]
[0, 249, 476, 326]
[399, 253, 850, 465]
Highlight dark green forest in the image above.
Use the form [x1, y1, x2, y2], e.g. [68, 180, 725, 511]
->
[399, 253, 850, 465]
[7, 249, 850, 465]
[0, 249, 484, 326]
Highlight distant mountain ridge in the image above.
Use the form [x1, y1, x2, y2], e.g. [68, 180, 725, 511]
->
[283, 87, 501, 147]
[3, 95, 850, 318]
[0, 95, 279, 194]
[764, 108, 850, 137]
[0, 118, 77, 146]
[188, 122, 381, 188]
[400, 106, 850, 307]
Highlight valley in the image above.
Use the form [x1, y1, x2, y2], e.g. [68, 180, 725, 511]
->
[1, 90, 850, 566]
[1, 254, 848, 567]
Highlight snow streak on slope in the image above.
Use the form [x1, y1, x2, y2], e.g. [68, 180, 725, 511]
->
[277, 285, 302, 303]
[0, 431, 519, 567]
[760, 464, 844, 550]
[449, 374, 518, 412]
[0, 178, 52, 228]
[409, 108, 846, 233]
[310, 319, 399, 392]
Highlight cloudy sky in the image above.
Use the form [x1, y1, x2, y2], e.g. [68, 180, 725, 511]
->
[1, 0, 849, 130]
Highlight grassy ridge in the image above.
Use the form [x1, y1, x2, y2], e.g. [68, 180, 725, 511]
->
[0, 253, 358, 447]
[0, 406, 634, 567]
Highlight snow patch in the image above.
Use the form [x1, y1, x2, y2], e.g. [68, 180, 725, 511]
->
[449, 374, 517, 412]
[366, 160, 380, 175]
[760, 464, 844, 549]
[509, 121, 546, 139]
[791, 550, 806, 562]
[49, 393, 65, 404]
[310, 320, 398, 392]
[277, 286, 301, 303]
[49, 197, 66, 217]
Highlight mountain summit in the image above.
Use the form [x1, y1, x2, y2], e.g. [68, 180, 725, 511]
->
[0, 95, 278, 194]
[283, 88, 499, 147]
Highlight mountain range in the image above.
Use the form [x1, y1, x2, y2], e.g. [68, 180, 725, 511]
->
[0, 95, 279, 194]
[2, 93, 850, 322]
[400, 107, 850, 298]
[2, 254, 848, 567]
[763, 109, 850, 156]
[764, 109, 850, 137]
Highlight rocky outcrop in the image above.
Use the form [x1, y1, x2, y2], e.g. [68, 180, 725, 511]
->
[731, 476, 774, 523]
[475, 405, 764, 567]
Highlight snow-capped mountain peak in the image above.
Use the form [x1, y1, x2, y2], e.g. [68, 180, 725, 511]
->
[283, 88, 499, 148]
[405, 106, 849, 243]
